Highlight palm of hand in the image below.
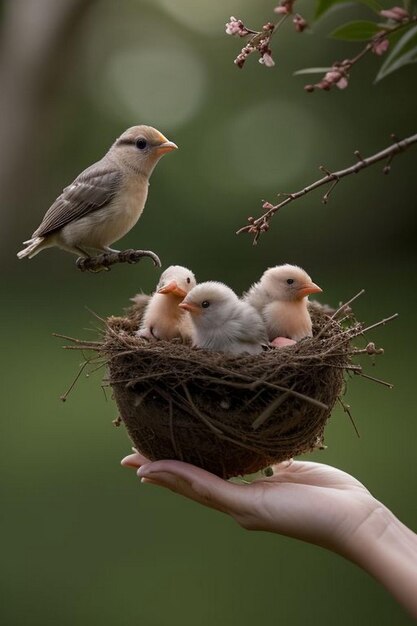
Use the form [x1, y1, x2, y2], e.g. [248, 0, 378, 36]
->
[121, 453, 380, 555]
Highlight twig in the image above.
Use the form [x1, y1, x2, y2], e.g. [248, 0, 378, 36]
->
[76, 248, 161, 272]
[237, 133, 417, 244]
[53, 332, 102, 348]
[355, 371, 394, 389]
[337, 397, 360, 438]
[252, 386, 294, 430]
[60, 359, 90, 402]
[304, 16, 417, 93]
[359, 313, 399, 335]
[315, 289, 365, 341]
[182, 384, 224, 436]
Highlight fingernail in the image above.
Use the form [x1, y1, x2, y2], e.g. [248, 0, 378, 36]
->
[137, 464, 152, 477]
[121, 456, 138, 467]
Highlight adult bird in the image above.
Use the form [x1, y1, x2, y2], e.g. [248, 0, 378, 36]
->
[17, 126, 177, 260]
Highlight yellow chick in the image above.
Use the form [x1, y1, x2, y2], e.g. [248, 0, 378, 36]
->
[17, 126, 177, 261]
[137, 265, 196, 341]
[244, 264, 322, 341]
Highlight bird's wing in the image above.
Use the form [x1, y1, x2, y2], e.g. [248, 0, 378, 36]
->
[243, 282, 270, 311]
[232, 307, 268, 345]
[33, 161, 122, 237]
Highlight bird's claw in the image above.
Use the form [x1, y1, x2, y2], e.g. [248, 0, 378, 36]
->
[76, 249, 161, 273]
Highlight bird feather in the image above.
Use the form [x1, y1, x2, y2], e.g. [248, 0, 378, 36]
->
[33, 160, 122, 238]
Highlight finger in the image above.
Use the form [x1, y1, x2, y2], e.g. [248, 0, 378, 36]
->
[268, 460, 364, 488]
[137, 460, 252, 516]
[121, 451, 150, 468]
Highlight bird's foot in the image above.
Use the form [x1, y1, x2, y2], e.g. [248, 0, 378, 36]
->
[270, 337, 297, 348]
[76, 249, 161, 273]
[76, 256, 109, 272]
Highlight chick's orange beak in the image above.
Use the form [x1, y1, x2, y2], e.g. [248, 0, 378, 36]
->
[178, 302, 200, 315]
[155, 140, 178, 155]
[158, 281, 187, 298]
[297, 282, 322, 298]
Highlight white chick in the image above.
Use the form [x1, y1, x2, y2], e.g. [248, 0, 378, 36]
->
[179, 281, 267, 355]
[244, 264, 322, 341]
[137, 265, 196, 341]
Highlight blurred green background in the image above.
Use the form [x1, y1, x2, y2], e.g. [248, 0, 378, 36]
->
[1, 0, 416, 624]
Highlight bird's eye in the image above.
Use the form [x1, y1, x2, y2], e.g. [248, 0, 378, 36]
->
[201, 301, 210, 308]
[186, 277, 191, 284]
[286, 279, 294, 285]
[136, 138, 147, 150]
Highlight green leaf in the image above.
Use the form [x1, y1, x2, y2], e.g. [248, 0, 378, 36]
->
[314, 0, 382, 20]
[330, 20, 382, 40]
[375, 24, 417, 81]
[293, 67, 333, 75]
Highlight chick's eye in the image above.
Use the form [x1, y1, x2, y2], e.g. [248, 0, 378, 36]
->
[136, 138, 147, 150]
[286, 279, 294, 285]
[201, 301, 210, 308]
[186, 277, 191, 284]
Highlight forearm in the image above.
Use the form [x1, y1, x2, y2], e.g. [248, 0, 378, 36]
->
[345, 505, 417, 620]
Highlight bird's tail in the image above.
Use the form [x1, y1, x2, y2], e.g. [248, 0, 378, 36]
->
[17, 236, 45, 260]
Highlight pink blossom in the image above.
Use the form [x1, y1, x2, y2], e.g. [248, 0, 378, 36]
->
[259, 52, 275, 67]
[372, 37, 389, 55]
[324, 70, 342, 83]
[336, 77, 348, 90]
[274, 0, 295, 15]
[380, 6, 409, 21]
[293, 14, 307, 33]
[225, 16, 248, 37]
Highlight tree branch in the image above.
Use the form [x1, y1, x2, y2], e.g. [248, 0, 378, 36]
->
[236, 133, 417, 245]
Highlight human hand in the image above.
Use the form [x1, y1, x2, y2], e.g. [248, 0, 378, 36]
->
[120, 452, 383, 557]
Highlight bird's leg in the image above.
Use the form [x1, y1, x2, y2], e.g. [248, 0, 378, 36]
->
[100, 246, 120, 254]
[76, 248, 162, 272]
[63, 245, 91, 260]
[75, 247, 110, 272]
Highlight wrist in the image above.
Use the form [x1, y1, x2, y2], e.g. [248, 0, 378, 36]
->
[340, 501, 417, 619]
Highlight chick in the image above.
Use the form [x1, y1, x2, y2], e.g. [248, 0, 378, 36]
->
[244, 264, 322, 341]
[17, 126, 177, 261]
[137, 265, 196, 341]
[179, 281, 267, 355]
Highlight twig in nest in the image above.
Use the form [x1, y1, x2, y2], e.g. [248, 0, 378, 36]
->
[237, 133, 417, 244]
[337, 397, 360, 438]
[76, 249, 161, 272]
[60, 358, 91, 402]
[355, 371, 394, 389]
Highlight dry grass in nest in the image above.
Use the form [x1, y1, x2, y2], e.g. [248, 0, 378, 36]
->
[58, 292, 396, 479]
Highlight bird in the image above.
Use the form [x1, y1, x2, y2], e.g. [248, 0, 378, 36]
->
[244, 264, 322, 341]
[17, 125, 177, 261]
[178, 281, 267, 355]
[136, 265, 196, 341]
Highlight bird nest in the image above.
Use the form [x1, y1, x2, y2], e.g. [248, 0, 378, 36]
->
[60, 294, 394, 479]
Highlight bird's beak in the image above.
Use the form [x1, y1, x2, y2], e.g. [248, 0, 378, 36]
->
[155, 141, 178, 155]
[157, 281, 187, 298]
[178, 302, 200, 315]
[297, 282, 323, 298]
